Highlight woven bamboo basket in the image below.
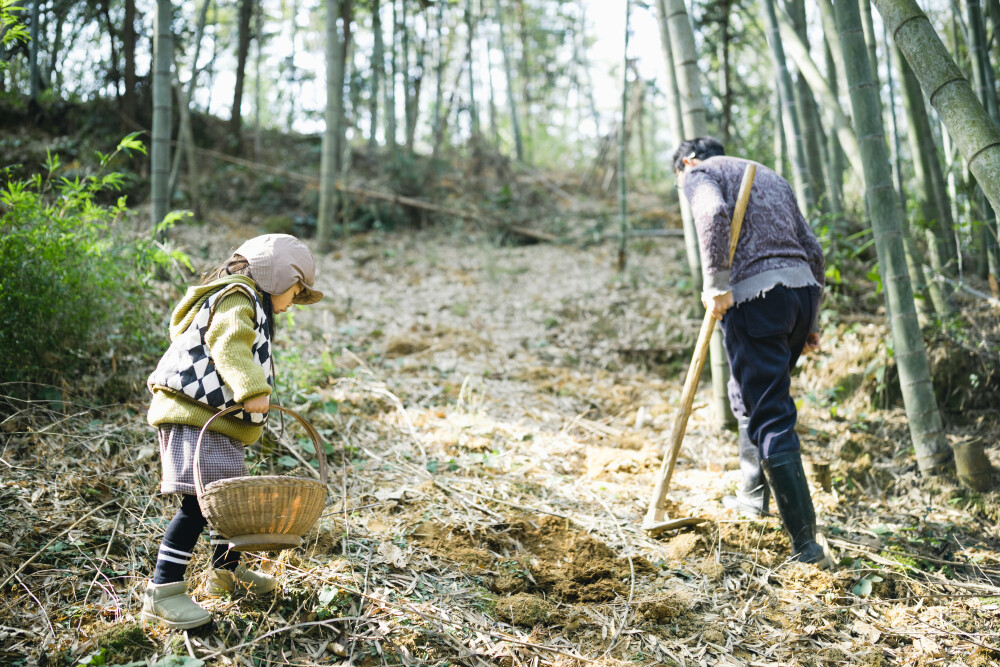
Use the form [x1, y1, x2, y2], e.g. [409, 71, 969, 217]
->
[195, 405, 329, 552]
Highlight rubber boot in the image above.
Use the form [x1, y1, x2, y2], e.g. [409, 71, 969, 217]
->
[723, 419, 770, 517]
[140, 581, 212, 630]
[205, 564, 278, 596]
[761, 450, 832, 568]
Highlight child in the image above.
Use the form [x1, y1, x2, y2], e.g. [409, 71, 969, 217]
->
[141, 234, 323, 629]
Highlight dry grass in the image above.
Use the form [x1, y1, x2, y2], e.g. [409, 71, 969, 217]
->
[2, 222, 1000, 666]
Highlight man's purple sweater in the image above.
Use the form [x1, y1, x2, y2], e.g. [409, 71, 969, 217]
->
[682, 155, 825, 305]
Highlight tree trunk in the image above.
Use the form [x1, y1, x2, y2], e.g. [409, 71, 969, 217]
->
[760, 0, 812, 212]
[400, 0, 412, 151]
[818, 0, 849, 101]
[485, 14, 500, 148]
[28, 0, 39, 100]
[187, 0, 212, 103]
[101, 1, 122, 100]
[876, 0, 1000, 231]
[318, 0, 344, 252]
[386, 0, 398, 148]
[338, 0, 353, 170]
[941, 125, 966, 276]
[122, 0, 138, 120]
[822, 35, 846, 226]
[645, 84, 656, 179]
[431, 1, 452, 157]
[252, 0, 263, 157]
[859, 0, 880, 96]
[405, 11, 424, 153]
[464, 0, 479, 136]
[494, 0, 523, 161]
[635, 85, 648, 179]
[285, 0, 299, 132]
[230, 0, 254, 147]
[152, 0, 173, 237]
[837, 0, 950, 474]
[893, 43, 958, 306]
[664, 0, 706, 140]
[965, 0, 1000, 293]
[786, 0, 827, 212]
[884, 28, 941, 320]
[773, 88, 787, 178]
[775, 6, 863, 178]
[989, 0, 1000, 90]
[47, 9, 64, 92]
[515, 0, 531, 162]
[654, 0, 701, 292]
[369, 0, 381, 148]
[347, 25, 362, 144]
[884, 44, 937, 322]
[664, 0, 733, 430]
[983, 1, 1000, 127]
[204, 13, 219, 111]
[617, 0, 631, 272]
[436, 57, 468, 158]
[719, 0, 731, 146]
[170, 73, 202, 219]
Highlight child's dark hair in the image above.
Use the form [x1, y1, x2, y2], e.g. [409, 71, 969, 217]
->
[202, 254, 275, 337]
[672, 137, 726, 172]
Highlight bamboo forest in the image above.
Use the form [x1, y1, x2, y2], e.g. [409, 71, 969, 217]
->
[2, 0, 1000, 664]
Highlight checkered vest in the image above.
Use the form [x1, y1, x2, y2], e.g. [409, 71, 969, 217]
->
[147, 284, 272, 424]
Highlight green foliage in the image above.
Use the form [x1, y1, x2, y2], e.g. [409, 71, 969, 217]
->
[0, 135, 185, 384]
[0, 0, 29, 56]
[315, 585, 356, 620]
[79, 622, 157, 665]
[692, 0, 776, 165]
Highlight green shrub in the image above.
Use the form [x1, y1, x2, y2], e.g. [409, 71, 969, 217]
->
[1, 0, 29, 60]
[0, 134, 185, 384]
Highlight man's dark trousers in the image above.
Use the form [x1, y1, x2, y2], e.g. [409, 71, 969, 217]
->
[721, 285, 820, 459]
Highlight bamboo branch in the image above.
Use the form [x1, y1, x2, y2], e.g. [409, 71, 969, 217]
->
[925, 269, 1000, 306]
[774, 5, 864, 178]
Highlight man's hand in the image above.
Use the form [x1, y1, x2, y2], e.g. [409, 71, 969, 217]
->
[804, 332, 821, 354]
[243, 394, 270, 413]
[702, 291, 734, 321]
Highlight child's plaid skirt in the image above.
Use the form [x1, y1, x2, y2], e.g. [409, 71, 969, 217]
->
[157, 423, 247, 495]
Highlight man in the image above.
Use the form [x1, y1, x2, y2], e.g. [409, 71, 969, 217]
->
[674, 137, 830, 567]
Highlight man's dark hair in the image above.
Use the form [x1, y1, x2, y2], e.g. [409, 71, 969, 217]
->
[672, 137, 726, 172]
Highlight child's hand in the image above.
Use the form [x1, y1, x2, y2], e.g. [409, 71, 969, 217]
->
[243, 394, 270, 413]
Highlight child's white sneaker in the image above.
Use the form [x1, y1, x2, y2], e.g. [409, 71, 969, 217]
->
[140, 581, 212, 630]
[205, 564, 277, 596]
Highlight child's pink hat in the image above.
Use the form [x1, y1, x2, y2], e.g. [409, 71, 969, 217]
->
[234, 234, 323, 305]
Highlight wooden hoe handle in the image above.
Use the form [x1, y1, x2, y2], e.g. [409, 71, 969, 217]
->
[644, 163, 756, 533]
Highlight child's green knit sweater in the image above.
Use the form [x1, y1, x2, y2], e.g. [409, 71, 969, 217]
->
[147, 275, 272, 445]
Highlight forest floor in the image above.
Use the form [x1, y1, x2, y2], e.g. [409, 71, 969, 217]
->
[3, 214, 1000, 667]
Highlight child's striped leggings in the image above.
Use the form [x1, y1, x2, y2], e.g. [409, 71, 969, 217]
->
[152, 494, 240, 584]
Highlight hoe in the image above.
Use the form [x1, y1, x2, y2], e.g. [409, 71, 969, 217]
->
[643, 163, 756, 537]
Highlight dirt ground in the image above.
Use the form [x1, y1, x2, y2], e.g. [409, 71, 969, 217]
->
[2, 218, 1000, 666]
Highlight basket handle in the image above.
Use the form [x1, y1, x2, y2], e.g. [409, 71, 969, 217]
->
[193, 404, 329, 498]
